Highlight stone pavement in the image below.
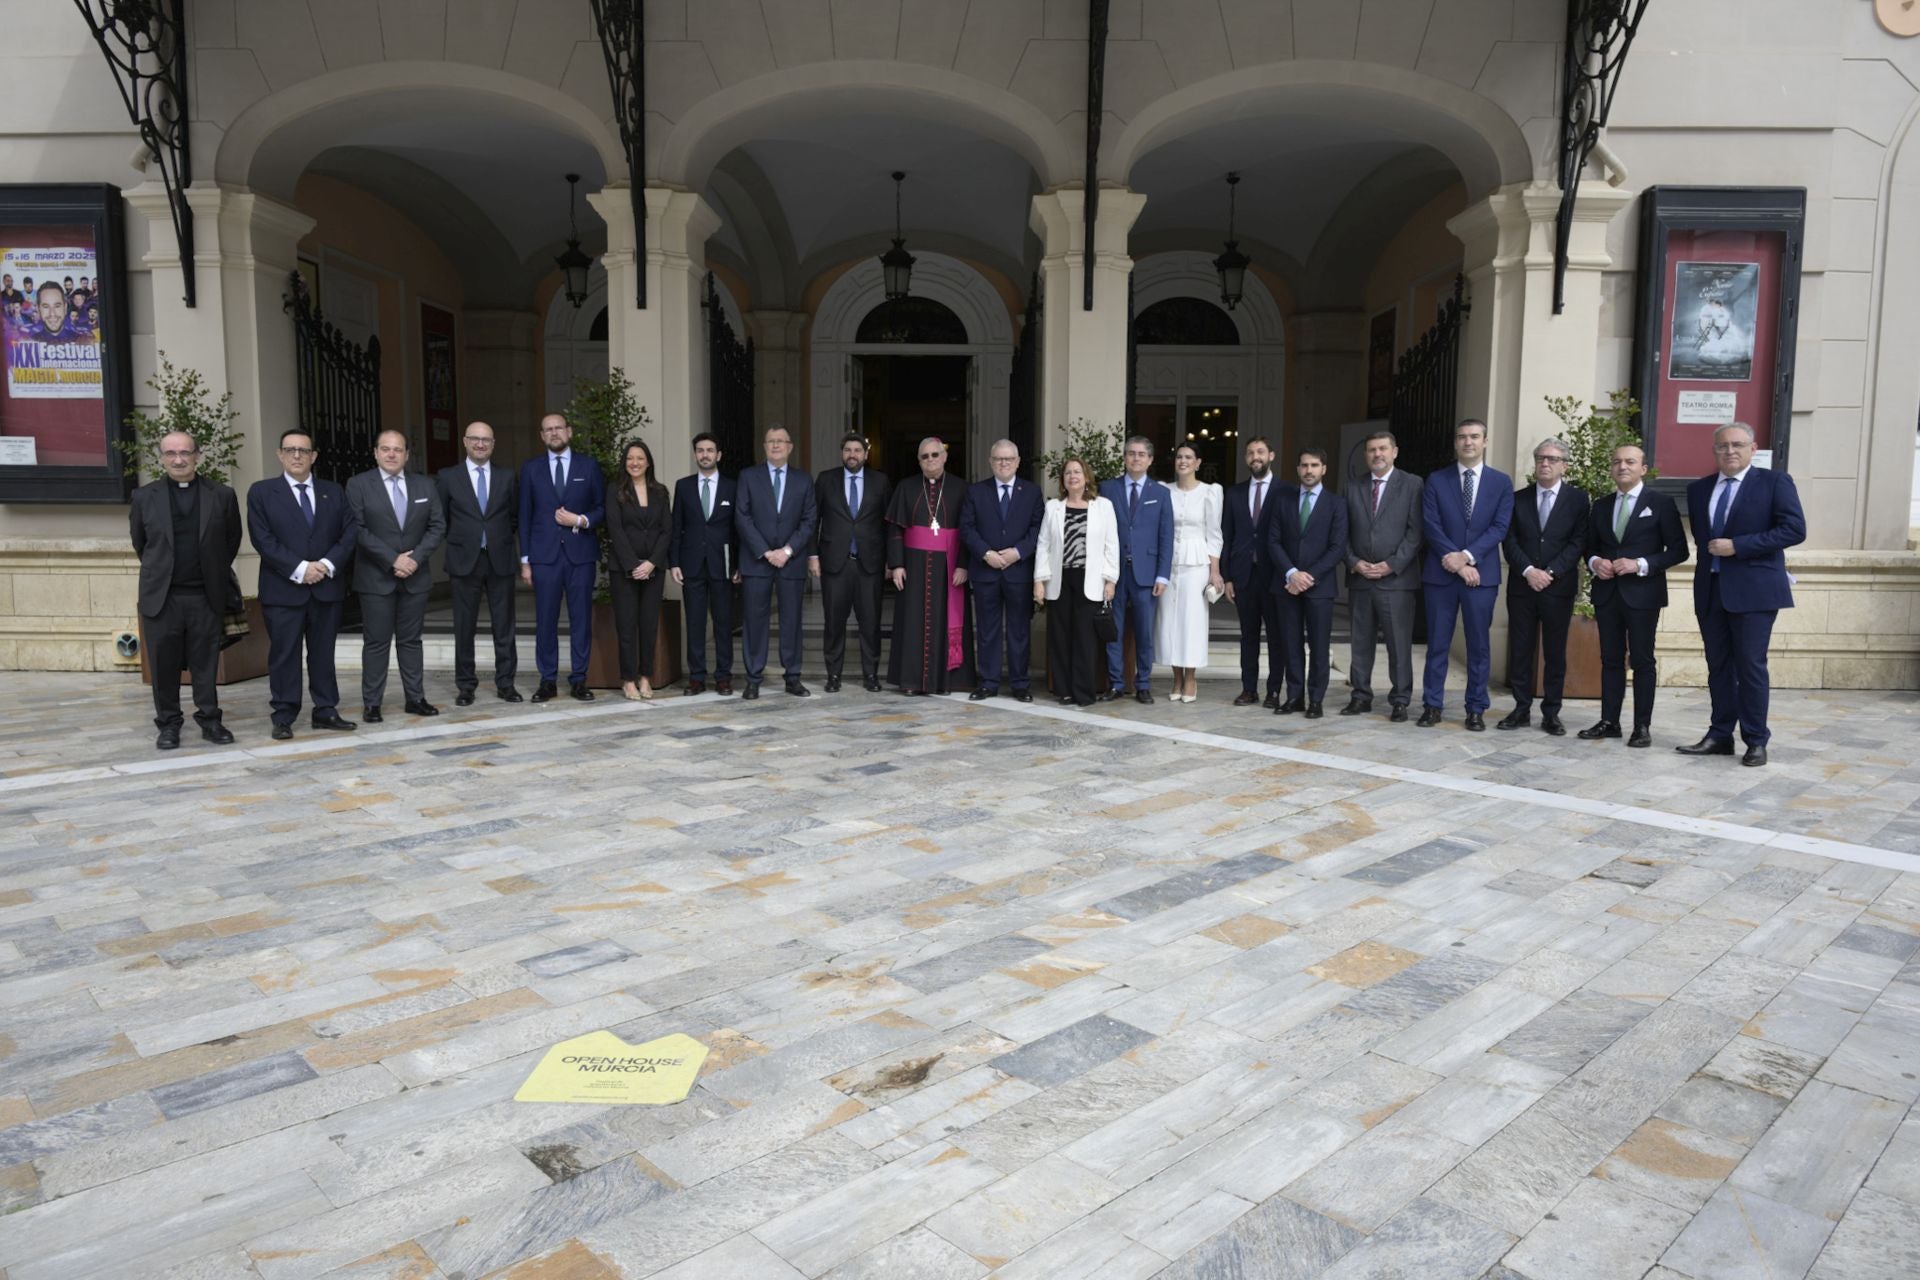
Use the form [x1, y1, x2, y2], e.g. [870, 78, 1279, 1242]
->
[1, 672, 1917, 1279]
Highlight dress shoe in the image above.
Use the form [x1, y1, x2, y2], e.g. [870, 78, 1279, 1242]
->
[530, 682, 558, 703]
[1743, 744, 1767, 766]
[155, 725, 180, 750]
[311, 711, 356, 731]
[969, 688, 995, 701]
[1097, 688, 1120, 702]
[1416, 706, 1442, 727]
[1676, 735, 1735, 756]
[271, 723, 294, 741]
[1277, 697, 1306, 714]
[1057, 694, 1077, 706]
[497, 686, 523, 703]
[1339, 699, 1371, 716]
[405, 699, 439, 717]
[786, 680, 811, 697]
[1541, 714, 1565, 736]
[1390, 705, 1409, 723]
[1578, 720, 1622, 740]
[1013, 689, 1033, 703]
[1136, 689, 1154, 705]
[741, 683, 760, 700]
[455, 690, 475, 707]
[863, 676, 883, 692]
[1496, 708, 1531, 731]
[1464, 712, 1485, 732]
[569, 683, 595, 701]
[1263, 691, 1281, 710]
[714, 679, 734, 695]
[1305, 703, 1324, 719]
[363, 705, 384, 723]
[824, 675, 842, 693]
[621, 685, 644, 702]
[684, 680, 706, 696]
[1233, 690, 1259, 707]
[1628, 725, 1652, 749]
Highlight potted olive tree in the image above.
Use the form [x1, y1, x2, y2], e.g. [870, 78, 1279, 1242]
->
[1543, 389, 1647, 699]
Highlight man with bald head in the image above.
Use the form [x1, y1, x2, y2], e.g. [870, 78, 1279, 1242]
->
[437, 421, 521, 704]
[887, 436, 972, 694]
[519, 412, 606, 700]
[129, 431, 242, 749]
[961, 439, 1043, 700]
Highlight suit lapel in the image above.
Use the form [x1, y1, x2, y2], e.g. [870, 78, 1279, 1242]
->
[195, 477, 215, 543]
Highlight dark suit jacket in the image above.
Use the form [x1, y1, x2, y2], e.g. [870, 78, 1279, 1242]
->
[813, 466, 891, 574]
[670, 471, 737, 580]
[129, 477, 242, 618]
[737, 463, 817, 580]
[1344, 469, 1424, 592]
[1269, 484, 1348, 601]
[518, 451, 606, 567]
[608, 483, 672, 574]
[1588, 487, 1689, 610]
[1686, 467, 1806, 614]
[1221, 476, 1281, 585]
[436, 461, 517, 577]
[1502, 483, 1591, 600]
[1422, 464, 1514, 589]
[1099, 475, 1175, 588]
[960, 476, 1044, 582]
[346, 468, 446, 596]
[248, 474, 355, 607]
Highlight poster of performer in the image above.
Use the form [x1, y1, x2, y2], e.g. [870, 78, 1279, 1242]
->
[0, 235, 106, 466]
[1668, 261, 1758, 381]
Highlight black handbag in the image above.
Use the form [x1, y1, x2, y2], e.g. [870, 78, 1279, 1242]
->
[1092, 601, 1119, 645]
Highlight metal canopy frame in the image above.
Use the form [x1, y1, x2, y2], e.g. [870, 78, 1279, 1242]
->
[1084, 0, 1109, 311]
[72, 0, 193, 306]
[590, 0, 647, 309]
[1555, 0, 1650, 314]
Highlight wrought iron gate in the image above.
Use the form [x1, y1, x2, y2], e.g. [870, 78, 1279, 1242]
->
[1388, 276, 1469, 481]
[705, 272, 754, 476]
[1008, 273, 1040, 479]
[283, 271, 381, 487]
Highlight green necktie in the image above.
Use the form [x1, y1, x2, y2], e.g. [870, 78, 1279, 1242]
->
[701, 476, 712, 518]
[1299, 490, 1314, 530]
[1614, 494, 1631, 540]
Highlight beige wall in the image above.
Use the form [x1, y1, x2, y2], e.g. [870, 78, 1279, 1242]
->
[1365, 183, 1470, 359]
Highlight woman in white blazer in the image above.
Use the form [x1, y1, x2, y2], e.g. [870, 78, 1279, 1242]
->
[1033, 456, 1121, 706]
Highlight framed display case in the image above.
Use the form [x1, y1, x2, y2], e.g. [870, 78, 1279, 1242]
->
[1632, 186, 1805, 484]
[0, 184, 135, 503]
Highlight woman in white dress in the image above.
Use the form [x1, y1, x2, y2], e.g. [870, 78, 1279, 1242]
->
[1156, 443, 1224, 702]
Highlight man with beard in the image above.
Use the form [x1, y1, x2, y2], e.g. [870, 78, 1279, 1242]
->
[1220, 436, 1283, 707]
[1344, 430, 1424, 719]
[886, 437, 971, 694]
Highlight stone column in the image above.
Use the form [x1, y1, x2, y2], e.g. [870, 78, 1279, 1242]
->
[588, 184, 722, 491]
[746, 309, 806, 453]
[461, 309, 540, 472]
[1029, 187, 1147, 466]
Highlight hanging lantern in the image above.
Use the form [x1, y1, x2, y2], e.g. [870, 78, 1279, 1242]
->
[879, 171, 916, 301]
[554, 173, 592, 310]
[1214, 171, 1250, 312]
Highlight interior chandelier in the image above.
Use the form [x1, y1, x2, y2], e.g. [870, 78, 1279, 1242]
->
[879, 171, 915, 301]
[1214, 171, 1250, 312]
[555, 173, 592, 310]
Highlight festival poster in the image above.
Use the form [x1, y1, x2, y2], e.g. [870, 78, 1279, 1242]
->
[0, 229, 107, 466]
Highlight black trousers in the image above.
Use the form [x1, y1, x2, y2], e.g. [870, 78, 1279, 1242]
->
[148, 588, 222, 729]
[610, 569, 664, 683]
[1230, 571, 1281, 696]
[1597, 597, 1661, 727]
[264, 596, 343, 725]
[450, 569, 518, 693]
[1505, 586, 1576, 715]
[1279, 592, 1334, 704]
[360, 589, 428, 707]
[821, 562, 883, 680]
[1047, 568, 1102, 705]
[682, 572, 734, 681]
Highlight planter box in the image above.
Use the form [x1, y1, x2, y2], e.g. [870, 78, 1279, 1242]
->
[1531, 613, 1602, 701]
[139, 597, 270, 687]
[585, 598, 683, 690]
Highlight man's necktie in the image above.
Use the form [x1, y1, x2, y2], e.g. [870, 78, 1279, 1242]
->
[773, 468, 784, 510]
[297, 482, 314, 528]
[1711, 478, 1735, 573]
[1538, 487, 1553, 530]
[1461, 467, 1475, 521]
[1000, 484, 1010, 521]
[1300, 490, 1314, 530]
[475, 466, 488, 548]
[701, 476, 712, 518]
[553, 455, 566, 497]
[1129, 482, 1140, 521]
[389, 474, 407, 529]
[1252, 479, 1265, 523]
[1614, 494, 1632, 541]
[1370, 476, 1383, 516]
[849, 473, 861, 556]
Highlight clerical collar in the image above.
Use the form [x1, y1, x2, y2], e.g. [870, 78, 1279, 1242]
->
[174, 480, 192, 488]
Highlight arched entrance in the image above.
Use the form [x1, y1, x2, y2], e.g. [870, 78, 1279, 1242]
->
[811, 252, 1016, 481]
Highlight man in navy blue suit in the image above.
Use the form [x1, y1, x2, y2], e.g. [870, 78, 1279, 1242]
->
[1419, 417, 1514, 730]
[518, 412, 606, 701]
[1676, 422, 1806, 767]
[1099, 436, 1175, 704]
[1270, 447, 1349, 718]
[1220, 436, 1282, 708]
[962, 438, 1045, 702]
[735, 424, 817, 699]
[246, 429, 358, 739]
[670, 431, 739, 695]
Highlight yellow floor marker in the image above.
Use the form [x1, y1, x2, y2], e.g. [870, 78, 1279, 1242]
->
[514, 1030, 708, 1104]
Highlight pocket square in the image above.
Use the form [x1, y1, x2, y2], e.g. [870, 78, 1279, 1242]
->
[413, 497, 429, 504]
[720, 500, 732, 506]
[1638, 507, 1652, 518]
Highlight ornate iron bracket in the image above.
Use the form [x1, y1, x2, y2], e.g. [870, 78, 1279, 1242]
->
[1555, 0, 1650, 314]
[73, 0, 194, 306]
[590, 0, 647, 309]
[1083, 0, 1110, 311]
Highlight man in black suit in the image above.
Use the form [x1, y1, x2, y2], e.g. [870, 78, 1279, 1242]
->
[1580, 443, 1689, 747]
[346, 430, 446, 721]
[1343, 430, 1424, 720]
[810, 433, 892, 693]
[670, 431, 739, 695]
[436, 420, 520, 705]
[1221, 437, 1282, 707]
[129, 431, 243, 749]
[1270, 446, 1349, 718]
[736, 424, 818, 698]
[1497, 437, 1590, 735]
[961, 438, 1045, 702]
[247, 429, 358, 740]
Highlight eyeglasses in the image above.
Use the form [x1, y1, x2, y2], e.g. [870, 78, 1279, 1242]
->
[278, 446, 315, 456]
[1534, 455, 1566, 464]
[462, 436, 492, 444]
[1712, 442, 1753, 453]
[919, 453, 942, 461]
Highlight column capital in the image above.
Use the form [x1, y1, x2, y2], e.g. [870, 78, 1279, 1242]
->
[588, 184, 723, 263]
[1447, 180, 1635, 274]
[126, 181, 315, 274]
[1029, 186, 1147, 263]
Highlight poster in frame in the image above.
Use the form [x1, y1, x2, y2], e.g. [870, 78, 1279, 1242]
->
[1632, 186, 1804, 489]
[0, 184, 134, 503]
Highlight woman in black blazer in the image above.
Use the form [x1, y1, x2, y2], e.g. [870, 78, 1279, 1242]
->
[608, 439, 672, 700]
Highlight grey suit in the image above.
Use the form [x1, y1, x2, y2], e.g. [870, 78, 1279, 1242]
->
[1344, 468, 1424, 709]
[346, 467, 446, 708]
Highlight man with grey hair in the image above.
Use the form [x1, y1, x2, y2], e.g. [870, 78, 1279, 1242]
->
[887, 436, 971, 694]
[1497, 435, 1590, 734]
[961, 438, 1044, 700]
[1677, 421, 1805, 766]
[736, 423, 817, 698]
